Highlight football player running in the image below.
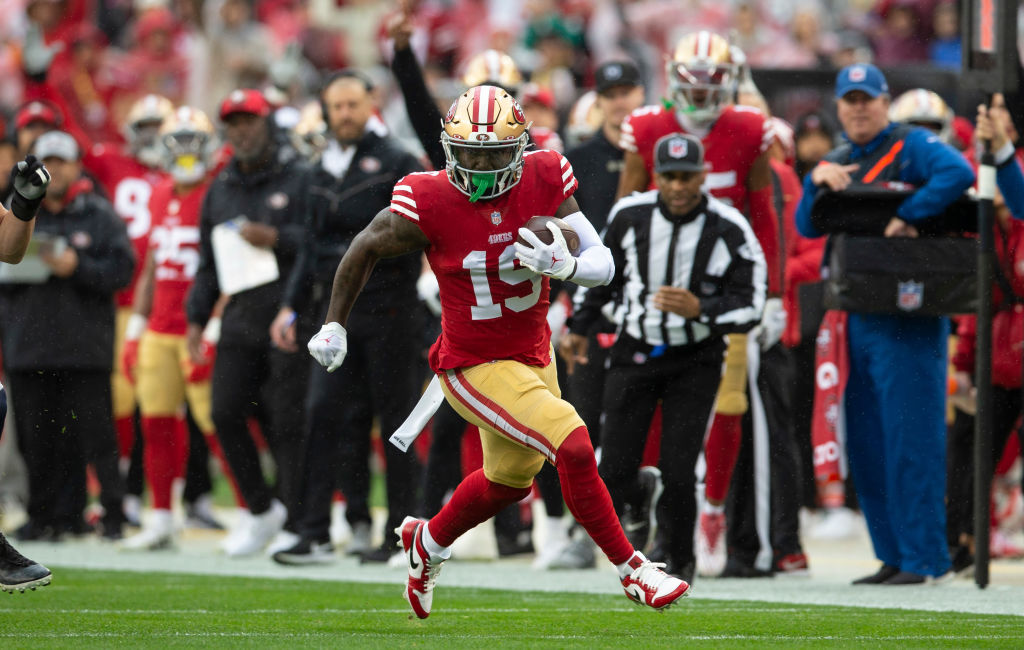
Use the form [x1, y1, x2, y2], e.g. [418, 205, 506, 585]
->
[616, 31, 782, 575]
[309, 86, 690, 617]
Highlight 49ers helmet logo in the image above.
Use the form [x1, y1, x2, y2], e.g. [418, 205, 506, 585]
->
[510, 99, 526, 124]
[445, 100, 458, 124]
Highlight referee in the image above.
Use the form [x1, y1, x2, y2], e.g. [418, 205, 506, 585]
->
[562, 133, 766, 582]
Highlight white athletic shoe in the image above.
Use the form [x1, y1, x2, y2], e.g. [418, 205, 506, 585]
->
[397, 516, 446, 619]
[695, 511, 727, 577]
[224, 500, 287, 557]
[346, 521, 372, 555]
[220, 508, 251, 553]
[265, 529, 301, 557]
[810, 507, 858, 541]
[620, 551, 690, 610]
[120, 510, 174, 551]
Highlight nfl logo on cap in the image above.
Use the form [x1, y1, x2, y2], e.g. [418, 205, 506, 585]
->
[669, 138, 688, 159]
[849, 66, 867, 82]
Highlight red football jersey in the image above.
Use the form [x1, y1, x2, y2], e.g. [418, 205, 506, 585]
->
[620, 104, 772, 211]
[83, 144, 168, 307]
[391, 150, 577, 372]
[146, 178, 208, 336]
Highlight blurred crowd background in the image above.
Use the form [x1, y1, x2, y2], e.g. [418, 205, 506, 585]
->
[0, 0, 997, 163]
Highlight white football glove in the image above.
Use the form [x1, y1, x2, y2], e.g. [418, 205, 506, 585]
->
[514, 222, 577, 281]
[308, 322, 348, 372]
[755, 297, 786, 351]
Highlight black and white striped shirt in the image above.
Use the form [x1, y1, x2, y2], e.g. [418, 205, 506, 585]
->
[570, 190, 766, 347]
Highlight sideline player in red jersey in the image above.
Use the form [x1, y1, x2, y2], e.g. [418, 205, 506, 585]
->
[83, 94, 175, 499]
[119, 107, 242, 549]
[616, 31, 782, 570]
[308, 85, 690, 618]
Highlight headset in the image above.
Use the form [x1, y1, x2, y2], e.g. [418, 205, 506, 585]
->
[319, 69, 375, 124]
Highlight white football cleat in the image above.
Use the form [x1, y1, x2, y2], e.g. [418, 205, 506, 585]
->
[265, 529, 301, 557]
[620, 551, 690, 610]
[696, 511, 726, 577]
[223, 500, 287, 557]
[346, 521, 372, 556]
[119, 509, 174, 551]
[396, 516, 446, 619]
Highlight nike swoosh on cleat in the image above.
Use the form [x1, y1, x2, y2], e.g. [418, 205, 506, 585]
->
[409, 528, 421, 571]
[623, 521, 647, 532]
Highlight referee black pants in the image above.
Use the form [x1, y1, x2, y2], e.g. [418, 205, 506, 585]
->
[598, 337, 723, 568]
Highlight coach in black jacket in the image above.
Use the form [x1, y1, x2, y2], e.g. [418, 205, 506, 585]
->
[563, 134, 766, 582]
[0, 131, 133, 540]
[269, 71, 424, 565]
[185, 90, 311, 555]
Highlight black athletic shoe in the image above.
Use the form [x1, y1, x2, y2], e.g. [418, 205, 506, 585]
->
[14, 520, 57, 542]
[720, 556, 774, 578]
[360, 542, 398, 564]
[950, 545, 974, 574]
[272, 538, 336, 566]
[622, 466, 663, 552]
[851, 563, 900, 585]
[496, 531, 535, 557]
[0, 532, 52, 593]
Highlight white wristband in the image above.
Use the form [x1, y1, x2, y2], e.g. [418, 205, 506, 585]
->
[202, 317, 222, 344]
[125, 313, 147, 341]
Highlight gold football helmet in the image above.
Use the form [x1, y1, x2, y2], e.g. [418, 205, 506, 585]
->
[124, 94, 175, 167]
[566, 90, 603, 148]
[160, 106, 217, 184]
[889, 89, 954, 143]
[290, 100, 328, 159]
[441, 85, 530, 202]
[666, 31, 739, 126]
[461, 50, 522, 92]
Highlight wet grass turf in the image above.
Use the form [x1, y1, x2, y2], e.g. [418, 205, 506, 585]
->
[0, 568, 1021, 648]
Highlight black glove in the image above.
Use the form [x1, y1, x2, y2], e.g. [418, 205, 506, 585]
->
[11, 155, 51, 221]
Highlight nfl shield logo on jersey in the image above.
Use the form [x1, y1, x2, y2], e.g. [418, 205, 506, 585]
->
[490, 211, 502, 225]
[897, 280, 923, 311]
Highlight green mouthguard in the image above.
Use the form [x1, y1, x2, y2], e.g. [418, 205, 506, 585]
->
[469, 173, 496, 202]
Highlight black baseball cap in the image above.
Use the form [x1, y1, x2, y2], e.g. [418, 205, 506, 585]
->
[654, 133, 704, 174]
[594, 60, 641, 94]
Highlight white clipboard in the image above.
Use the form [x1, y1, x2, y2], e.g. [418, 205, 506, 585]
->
[0, 232, 66, 284]
[211, 218, 280, 295]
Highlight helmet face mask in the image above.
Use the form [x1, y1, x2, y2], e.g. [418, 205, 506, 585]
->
[441, 85, 530, 202]
[667, 31, 738, 126]
[160, 106, 217, 185]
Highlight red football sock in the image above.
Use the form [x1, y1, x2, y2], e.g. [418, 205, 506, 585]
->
[115, 416, 135, 460]
[141, 416, 187, 510]
[205, 432, 247, 509]
[427, 469, 531, 547]
[556, 427, 634, 565]
[704, 413, 742, 504]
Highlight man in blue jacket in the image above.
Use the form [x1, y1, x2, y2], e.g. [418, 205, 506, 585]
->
[795, 64, 975, 585]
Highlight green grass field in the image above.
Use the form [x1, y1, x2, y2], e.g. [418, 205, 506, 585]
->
[0, 568, 1021, 648]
